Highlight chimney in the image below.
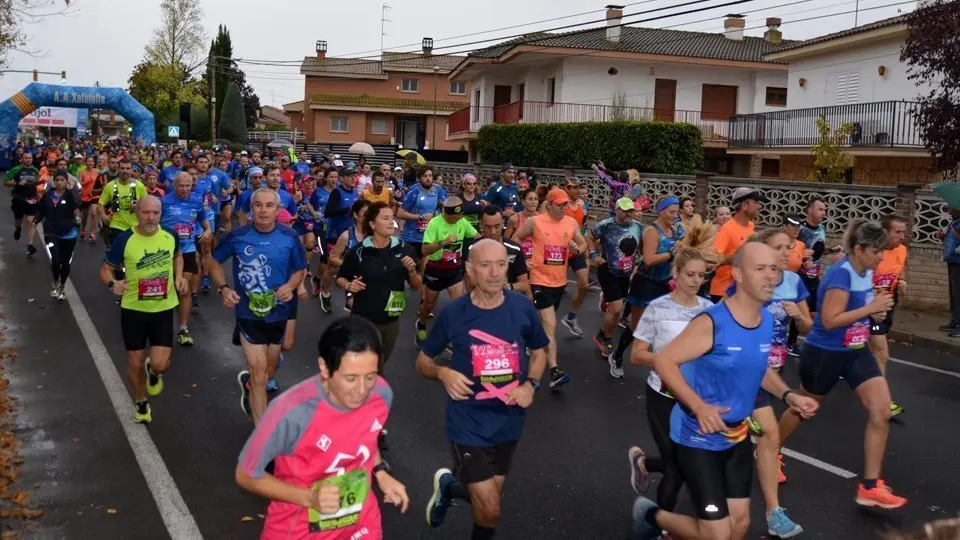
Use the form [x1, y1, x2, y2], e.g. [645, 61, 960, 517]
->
[723, 14, 745, 41]
[605, 4, 624, 43]
[764, 18, 782, 44]
[315, 40, 327, 60]
[422, 37, 434, 55]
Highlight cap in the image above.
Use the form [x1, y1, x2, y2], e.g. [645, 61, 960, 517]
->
[615, 197, 636, 211]
[547, 188, 570, 205]
[342, 167, 357, 176]
[240, 150, 248, 156]
[731, 187, 770, 205]
[501, 163, 516, 173]
[566, 177, 582, 187]
[783, 213, 804, 226]
[276, 209, 295, 224]
[394, 166, 403, 171]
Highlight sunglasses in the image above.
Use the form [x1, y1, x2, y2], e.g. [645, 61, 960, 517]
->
[464, 181, 477, 186]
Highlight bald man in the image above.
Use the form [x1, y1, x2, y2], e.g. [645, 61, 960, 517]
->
[101, 194, 188, 425]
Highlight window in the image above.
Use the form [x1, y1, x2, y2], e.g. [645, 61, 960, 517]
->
[370, 118, 388, 135]
[330, 117, 348, 133]
[473, 88, 481, 121]
[449, 81, 466, 95]
[401, 79, 419, 93]
[765, 87, 787, 107]
[836, 71, 860, 105]
[547, 77, 556, 104]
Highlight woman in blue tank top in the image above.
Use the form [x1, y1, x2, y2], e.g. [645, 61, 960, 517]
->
[777, 220, 907, 510]
[631, 241, 819, 540]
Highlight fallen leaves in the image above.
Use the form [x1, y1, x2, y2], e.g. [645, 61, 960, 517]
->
[0, 334, 43, 530]
[240, 516, 254, 523]
[106, 508, 117, 515]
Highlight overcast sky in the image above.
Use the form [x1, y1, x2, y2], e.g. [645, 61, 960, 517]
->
[1, 0, 916, 108]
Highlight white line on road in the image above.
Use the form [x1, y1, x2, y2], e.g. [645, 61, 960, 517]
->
[40, 226, 204, 539]
[780, 447, 858, 479]
[889, 356, 960, 378]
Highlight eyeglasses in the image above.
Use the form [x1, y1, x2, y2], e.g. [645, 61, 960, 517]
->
[464, 182, 477, 186]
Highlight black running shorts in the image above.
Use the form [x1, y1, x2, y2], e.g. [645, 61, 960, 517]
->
[233, 318, 286, 346]
[451, 440, 518, 485]
[120, 308, 175, 351]
[799, 343, 882, 396]
[675, 438, 754, 521]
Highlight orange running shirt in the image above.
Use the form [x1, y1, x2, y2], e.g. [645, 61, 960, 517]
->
[709, 219, 756, 297]
[529, 213, 579, 288]
[873, 244, 907, 291]
[565, 200, 587, 228]
[787, 239, 806, 274]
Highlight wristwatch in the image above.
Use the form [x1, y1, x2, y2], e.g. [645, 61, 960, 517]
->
[527, 379, 540, 392]
[373, 461, 391, 475]
[217, 284, 229, 295]
[107, 279, 115, 289]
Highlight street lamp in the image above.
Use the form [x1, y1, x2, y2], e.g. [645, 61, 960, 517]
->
[432, 65, 440, 150]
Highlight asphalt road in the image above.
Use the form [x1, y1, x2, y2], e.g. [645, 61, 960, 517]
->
[1, 219, 958, 539]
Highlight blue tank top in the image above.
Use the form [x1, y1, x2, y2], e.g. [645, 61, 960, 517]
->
[325, 185, 358, 241]
[347, 227, 360, 250]
[669, 303, 773, 451]
[640, 223, 677, 283]
[805, 257, 875, 352]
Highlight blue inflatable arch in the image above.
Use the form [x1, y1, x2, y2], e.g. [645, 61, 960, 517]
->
[0, 82, 155, 148]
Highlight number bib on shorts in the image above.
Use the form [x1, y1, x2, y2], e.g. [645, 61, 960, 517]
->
[804, 263, 821, 279]
[521, 238, 533, 260]
[307, 470, 369, 532]
[441, 249, 460, 265]
[844, 322, 870, 349]
[544, 245, 568, 266]
[138, 275, 169, 300]
[26, 197, 37, 205]
[204, 192, 218, 208]
[248, 290, 276, 318]
[873, 273, 896, 291]
[417, 217, 430, 232]
[768, 344, 788, 369]
[471, 342, 521, 404]
[174, 222, 193, 239]
[385, 291, 406, 316]
[617, 257, 634, 273]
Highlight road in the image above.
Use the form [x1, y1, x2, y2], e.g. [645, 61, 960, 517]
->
[0, 219, 958, 539]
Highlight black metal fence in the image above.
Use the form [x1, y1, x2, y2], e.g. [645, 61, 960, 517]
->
[729, 101, 924, 149]
[242, 142, 400, 168]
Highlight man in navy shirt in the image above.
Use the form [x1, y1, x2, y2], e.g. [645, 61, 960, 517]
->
[482, 163, 519, 219]
[417, 239, 549, 540]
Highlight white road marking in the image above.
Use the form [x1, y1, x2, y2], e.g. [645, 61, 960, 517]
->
[780, 447, 858, 479]
[39, 226, 204, 539]
[888, 356, 960, 379]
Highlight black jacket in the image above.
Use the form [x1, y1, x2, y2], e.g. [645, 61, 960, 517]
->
[34, 189, 80, 238]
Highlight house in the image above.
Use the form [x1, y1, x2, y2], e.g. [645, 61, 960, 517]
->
[283, 100, 305, 133]
[446, 5, 793, 174]
[297, 39, 470, 150]
[728, 13, 938, 186]
[254, 105, 290, 130]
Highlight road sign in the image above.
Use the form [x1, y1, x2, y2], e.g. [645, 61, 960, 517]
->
[168, 125, 180, 138]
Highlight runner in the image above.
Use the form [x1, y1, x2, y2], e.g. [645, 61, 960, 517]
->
[160, 172, 211, 347]
[98, 158, 147, 253]
[587, 197, 643, 377]
[415, 196, 479, 346]
[78, 155, 102, 241]
[235, 316, 409, 540]
[322, 167, 361, 312]
[310, 167, 338, 303]
[463, 205, 531, 300]
[234, 167, 264, 227]
[869, 215, 908, 417]
[356, 163, 373, 192]
[337, 202, 421, 364]
[459, 173, 484, 229]
[33, 169, 81, 301]
[559, 178, 591, 337]
[96, 155, 121, 246]
[362, 170, 393, 207]
[143, 169, 164, 197]
[777, 220, 907, 510]
[713, 206, 731, 228]
[677, 196, 701, 235]
[292, 174, 319, 260]
[482, 164, 518, 219]
[329, 199, 370, 313]
[627, 248, 712, 525]
[100, 196, 188, 424]
[207, 188, 307, 425]
[512, 188, 586, 389]
[417, 239, 549, 538]
[709, 187, 767, 303]
[7, 151, 41, 255]
[632, 242, 819, 540]
[159, 149, 183, 191]
[278, 155, 297, 193]
[796, 196, 842, 331]
[397, 164, 446, 267]
[504, 188, 538, 269]
[782, 214, 807, 274]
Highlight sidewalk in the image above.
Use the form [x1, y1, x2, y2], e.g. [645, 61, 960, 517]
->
[887, 307, 960, 353]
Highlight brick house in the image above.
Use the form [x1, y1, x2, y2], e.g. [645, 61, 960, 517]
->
[297, 39, 470, 150]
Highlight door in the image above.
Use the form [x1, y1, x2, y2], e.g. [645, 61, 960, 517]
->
[396, 117, 421, 149]
[493, 85, 512, 107]
[700, 84, 738, 121]
[654, 79, 677, 122]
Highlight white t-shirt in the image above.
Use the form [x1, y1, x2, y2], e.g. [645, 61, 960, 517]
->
[633, 294, 713, 397]
[356, 175, 373, 192]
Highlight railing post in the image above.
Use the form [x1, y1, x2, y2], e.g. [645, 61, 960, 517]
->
[694, 171, 715, 218]
[896, 183, 921, 243]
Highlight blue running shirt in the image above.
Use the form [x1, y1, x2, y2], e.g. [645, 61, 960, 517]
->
[805, 257, 875, 351]
[160, 192, 208, 254]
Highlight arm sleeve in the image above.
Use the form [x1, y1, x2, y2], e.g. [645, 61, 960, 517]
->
[713, 227, 732, 256]
[421, 306, 451, 358]
[104, 230, 132, 268]
[632, 307, 658, 344]
[289, 235, 308, 271]
[285, 194, 298, 216]
[821, 266, 851, 293]
[33, 197, 47, 223]
[401, 189, 417, 212]
[237, 399, 313, 478]
[463, 221, 478, 239]
[422, 221, 439, 244]
[98, 182, 112, 207]
[323, 190, 346, 218]
[212, 232, 236, 264]
[161, 226, 181, 255]
[337, 249, 359, 281]
[513, 248, 528, 276]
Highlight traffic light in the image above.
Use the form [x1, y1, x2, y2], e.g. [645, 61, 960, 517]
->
[60, 70, 67, 83]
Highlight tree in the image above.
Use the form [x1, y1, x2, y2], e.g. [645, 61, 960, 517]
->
[901, 0, 960, 177]
[145, 0, 206, 72]
[806, 116, 854, 184]
[0, 1, 78, 69]
[218, 82, 247, 143]
[128, 61, 204, 139]
[202, 25, 261, 134]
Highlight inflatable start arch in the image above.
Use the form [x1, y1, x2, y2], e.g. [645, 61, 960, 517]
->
[0, 83, 155, 147]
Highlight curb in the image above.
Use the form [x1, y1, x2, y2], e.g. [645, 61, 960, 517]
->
[888, 328, 960, 354]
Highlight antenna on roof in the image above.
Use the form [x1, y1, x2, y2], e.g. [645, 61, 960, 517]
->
[381, 4, 392, 59]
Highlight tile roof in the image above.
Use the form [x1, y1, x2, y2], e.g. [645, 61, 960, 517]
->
[467, 26, 796, 63]
[283, 100, 304, 113]
[381, 51, 463, 72]
[309, 93, 468, 111]
[301, 51, 465, 78]
[765, 15, 907, 55]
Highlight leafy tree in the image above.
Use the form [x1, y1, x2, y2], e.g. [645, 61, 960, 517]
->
[146, 0, 206, 72]
[806, 117, 854, 184]
[218, 82, 247, 143]
[128, 61, 204, 139]
[201, 24, 261, 134]
[188, 103, 210, 141]
[901, 0, 960, 177]
[0, 1, 78, 69]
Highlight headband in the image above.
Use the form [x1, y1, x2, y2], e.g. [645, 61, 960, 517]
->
[656, 197, 679, 213]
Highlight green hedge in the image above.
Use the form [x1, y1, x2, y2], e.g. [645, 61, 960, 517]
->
[476, 121, 704, 173]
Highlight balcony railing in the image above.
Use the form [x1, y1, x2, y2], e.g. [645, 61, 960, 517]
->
[729, 101, 924, 149]
[446, 100, 730, 142]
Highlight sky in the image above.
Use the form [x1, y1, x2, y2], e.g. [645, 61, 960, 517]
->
[0, 0, 917, 109]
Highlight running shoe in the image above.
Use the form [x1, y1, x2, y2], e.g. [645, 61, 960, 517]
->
[787, 345, 800, 357]
[201, 276, 211, 291]
[57, 286, 65, 302]
[319, 293, 332, 314]
[425, 468, 455, 528]
[26, 244, 37, 257]
[618, 312, 631, 330]
[266, 378, 278, 393]
[630, 497, 661, 540]
[561, 315, 584, 338]
[855, 480, 908, 509]
[549, 366, 570, 389]
[890, 401, 904, 417]
[627, 446, 651, 494]
[88, 232, 96, 242]
[593, 334, 614, 356]
[778, 454, 787, 484]
[608, 354, 624, 380]
[145, 358, 164, 397]
[237, 371, 252, 419]
[80, 230, 86, 240]
[191, 293, 199, 308]
[134, 400, 152, 424]
[767, 507, 802, 538]
[939, 321, 958, 331]
[415, 321, 427, 347]
[177, 328, 194, 346]
[950, 327, 960, 339]
[49, 283, 59, 298]
[13, 227, 21, 241]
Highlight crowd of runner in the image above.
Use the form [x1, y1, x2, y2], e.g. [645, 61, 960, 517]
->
[6, 136, 925, 539]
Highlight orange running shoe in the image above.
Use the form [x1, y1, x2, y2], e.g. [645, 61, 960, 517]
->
[855, 480, 907, 509]
[777, 454, 787, 484]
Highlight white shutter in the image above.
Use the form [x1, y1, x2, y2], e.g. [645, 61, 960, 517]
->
[836, 73, 848, 105]
[844, 72, 860, 104]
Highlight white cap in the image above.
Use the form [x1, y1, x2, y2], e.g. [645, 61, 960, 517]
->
[394, 166, 403, 171]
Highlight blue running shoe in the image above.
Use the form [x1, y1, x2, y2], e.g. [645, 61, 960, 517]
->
[631, 497, 661, 540]
[425, 468, 455, 528]
[266, 378, 279, 393]
[767, 507, 802, 538]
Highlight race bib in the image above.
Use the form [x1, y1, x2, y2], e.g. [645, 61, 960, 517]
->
[25, 198, 37, 205]
[804, 263, 821, 279]
[417, 217, 430, 232]
[617, 257, 634, 273]
[248, 290, 276, 318]
[303, 221, 314, 232]
[843, 322, 870, 350]
[441, 249, 460, 265]
[138, 276, 168, 300]
[471, 342, 521, 404]
[385, 291, 406, 316]
[544, 245, 568, 266]
[873, 273, 896, 291]
[174, 223, 193, 239]
[768, 344, 788, 369]
[308, 469, 369, 532]
[521, 239, 533, 260]
[204, 192, 217, 207]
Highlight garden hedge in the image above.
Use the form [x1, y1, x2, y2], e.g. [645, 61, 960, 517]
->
[476, 121, 704, 174]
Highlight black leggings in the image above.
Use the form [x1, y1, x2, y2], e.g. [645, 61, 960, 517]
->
[645, 384, 684, 512]
[45, 235, 77, 285]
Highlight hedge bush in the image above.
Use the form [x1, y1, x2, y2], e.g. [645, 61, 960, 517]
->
[476, 121, 704, 174]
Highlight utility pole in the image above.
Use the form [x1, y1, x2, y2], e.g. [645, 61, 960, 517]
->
[380, 4, 392, 57]
[210, 56, 217, 139]
[432, 65, 439, 150]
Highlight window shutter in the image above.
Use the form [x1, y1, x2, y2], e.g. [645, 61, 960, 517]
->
[845, 72, 860, 104]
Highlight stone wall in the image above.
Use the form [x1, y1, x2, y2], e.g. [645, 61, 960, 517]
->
[778, 154, 941, 187]
[902, 245, 949, 311]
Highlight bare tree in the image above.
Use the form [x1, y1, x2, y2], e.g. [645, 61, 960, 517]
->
[145, 0, 206, 72]
[0, 0, 78, 69]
